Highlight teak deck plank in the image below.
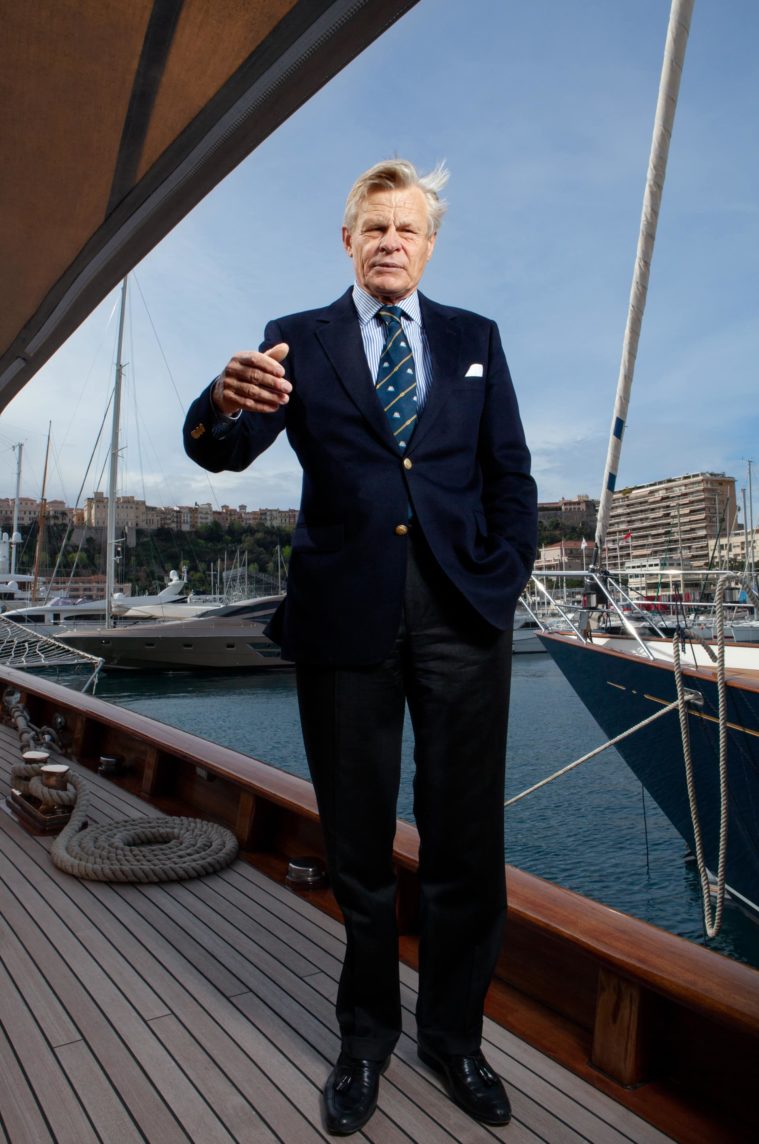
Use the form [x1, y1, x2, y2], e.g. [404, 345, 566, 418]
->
[55, 1040, 148, 1144]
[0, 1021, 56, 1144]
[0, 726, 671, 1143]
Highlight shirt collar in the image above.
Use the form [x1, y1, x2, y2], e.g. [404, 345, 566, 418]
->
[352, 283, 422, 327]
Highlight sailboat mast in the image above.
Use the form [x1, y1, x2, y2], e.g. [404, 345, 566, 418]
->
[31, 425, 51, 602]
[592, 0, 694, 568]
[748, 459, 756, 589]
[105, 277, 128, 626]
[10, 441, 23, 576]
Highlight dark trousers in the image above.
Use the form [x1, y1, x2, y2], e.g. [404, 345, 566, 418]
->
[296, 535, 512, 1060]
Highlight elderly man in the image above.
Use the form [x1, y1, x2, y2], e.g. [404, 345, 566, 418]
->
[184, 159, 537, 1135]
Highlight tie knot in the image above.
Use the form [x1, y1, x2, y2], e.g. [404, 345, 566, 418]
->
[377, 305, 404, 327]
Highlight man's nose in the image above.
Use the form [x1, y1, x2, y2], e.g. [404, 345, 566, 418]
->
[379, 226, 401, 250]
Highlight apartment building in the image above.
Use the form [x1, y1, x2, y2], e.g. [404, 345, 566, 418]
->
[717, 525, 759, 571]
[534, 539, 588, 573]
[83, 491, 153, 529]
[256, 507, 299, 529]
[0, 497, 71, 527]
[6, 494, 298, 537]
[607, 472, 737, 570]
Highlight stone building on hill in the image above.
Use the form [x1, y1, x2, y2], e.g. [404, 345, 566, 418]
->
[538, 494, 597, 533]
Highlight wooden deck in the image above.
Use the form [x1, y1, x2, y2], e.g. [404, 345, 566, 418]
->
[0, 725, 672, 1144]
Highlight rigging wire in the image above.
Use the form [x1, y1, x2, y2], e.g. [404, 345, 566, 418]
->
[132, 272, 186, 416]
[43, 394, 115, 598]
[131, 271, 223, 512]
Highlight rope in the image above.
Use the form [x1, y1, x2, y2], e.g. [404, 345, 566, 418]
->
[47, 769, 239, 882]
[9, 753, 239, 883]
[11, 757, 76, 809]
[673, 577, 730, 937]
[3, 688, 64, 754]
[4, 688, 239, 882]
[504, 698, 683, 807]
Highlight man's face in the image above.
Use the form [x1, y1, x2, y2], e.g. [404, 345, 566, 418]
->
[342, 185, 436, 303]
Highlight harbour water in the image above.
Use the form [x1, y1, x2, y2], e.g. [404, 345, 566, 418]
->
[85, 655, 758, 968]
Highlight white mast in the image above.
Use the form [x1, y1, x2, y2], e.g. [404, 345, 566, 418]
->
[592, 0, 695, 567]
[10, 442, 23, 576]
[105, 278, 128, 627]
[31, 425, 51, 602]
[748, 459, 756, 589]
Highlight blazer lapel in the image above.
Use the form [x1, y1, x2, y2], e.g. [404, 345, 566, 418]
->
[315, 290, 396, 448]
[410, 294, 461, 452]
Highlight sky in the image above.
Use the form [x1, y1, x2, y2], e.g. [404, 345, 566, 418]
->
[1, 0, 757, 525]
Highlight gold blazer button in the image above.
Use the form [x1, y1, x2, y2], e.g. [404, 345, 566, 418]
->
[403, 457, 413, 470]
[394, 523, 409, 537]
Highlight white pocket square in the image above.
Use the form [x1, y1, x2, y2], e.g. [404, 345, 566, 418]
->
[465, 363, 484, 378]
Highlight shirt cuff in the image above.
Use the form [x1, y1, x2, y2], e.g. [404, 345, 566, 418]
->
[209, 376, 242, 438]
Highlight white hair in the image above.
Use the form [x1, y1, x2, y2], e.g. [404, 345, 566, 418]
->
[343, 159, 449, 236]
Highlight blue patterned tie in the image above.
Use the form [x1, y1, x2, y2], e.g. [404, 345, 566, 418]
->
[375, 305, 417, 451]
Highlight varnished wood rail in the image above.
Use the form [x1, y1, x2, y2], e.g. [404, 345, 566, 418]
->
[2, 664, 757, 1143]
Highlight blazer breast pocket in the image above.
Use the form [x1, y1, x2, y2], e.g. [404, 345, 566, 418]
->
[453, 379, 487, 417]
[453, 377, 486, 393]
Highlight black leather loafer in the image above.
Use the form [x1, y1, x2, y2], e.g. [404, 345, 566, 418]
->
[418, 1045, 512, 1126]
[323, 1052, 389, 1135]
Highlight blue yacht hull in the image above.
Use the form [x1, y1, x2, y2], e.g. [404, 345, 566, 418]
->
[539, 632, 759, 919]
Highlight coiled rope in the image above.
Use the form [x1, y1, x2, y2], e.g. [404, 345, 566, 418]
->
[3, 687, 64, 755]
[10, 755, 239, 882]
[673, 576, 730, 937]
[55, 773, 239, 881]
[12, 756, 76, 810]
[4, 687, 239, 882]
[49, 768, 239, 882]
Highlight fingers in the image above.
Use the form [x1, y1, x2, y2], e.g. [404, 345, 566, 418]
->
[265, 342, 290, 364]
[213, 343, 291, 415]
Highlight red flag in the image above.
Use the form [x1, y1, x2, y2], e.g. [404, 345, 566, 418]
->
[622, 530, 632, 540]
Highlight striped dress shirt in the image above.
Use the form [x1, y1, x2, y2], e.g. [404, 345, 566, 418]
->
[352, 284, 433, 411]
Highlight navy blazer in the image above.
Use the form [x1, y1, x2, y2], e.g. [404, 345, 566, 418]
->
[183, 289, 538, 664]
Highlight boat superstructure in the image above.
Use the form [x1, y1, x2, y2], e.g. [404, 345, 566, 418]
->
[1, 570, 190, 634]
[57, 595, 288, 671]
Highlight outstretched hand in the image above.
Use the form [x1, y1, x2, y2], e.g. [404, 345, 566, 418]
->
[212, 343, 291, 415]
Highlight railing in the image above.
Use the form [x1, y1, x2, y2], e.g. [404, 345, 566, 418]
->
[529, 567, 759, 654]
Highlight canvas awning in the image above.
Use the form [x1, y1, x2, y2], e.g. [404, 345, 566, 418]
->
[0, 0, 417, 410]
